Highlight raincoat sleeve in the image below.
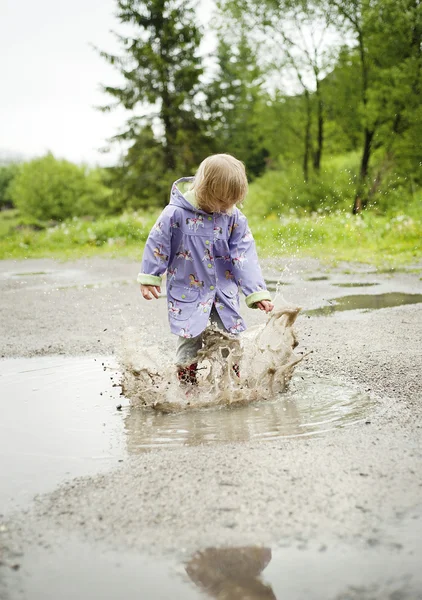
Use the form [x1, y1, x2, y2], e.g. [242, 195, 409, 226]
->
[137, 207, 173, 287]
[229, 210, 272, 308]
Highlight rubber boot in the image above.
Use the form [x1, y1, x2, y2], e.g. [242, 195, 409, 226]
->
[177, 363, 198, 385]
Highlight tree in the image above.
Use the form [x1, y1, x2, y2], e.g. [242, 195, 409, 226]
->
[217, 0, 338, 180]
[98, 0, 207, 205]
[321, 46, 362, 154]
[104, 124, 169, 209]
[205, 31, 269, 178]
[0, 163, 19, 209]
[325, 0, 422, 212]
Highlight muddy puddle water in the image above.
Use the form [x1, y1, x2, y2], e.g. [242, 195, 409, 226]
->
[0, 356, 124, 512]
[308, 292, 422, 316]
[0, 355, 373, 512]
[123, 372, 372, 451]
[331, 282, 379, 288]
[4, 525, 421, 600]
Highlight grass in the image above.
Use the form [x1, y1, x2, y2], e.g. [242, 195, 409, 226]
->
[0, 207, 420, 268]
[247, 211, 422, 267]
[0, 210, 156, 260]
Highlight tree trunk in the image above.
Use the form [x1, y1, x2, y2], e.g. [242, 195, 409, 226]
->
[352, 23, 371, 214]
[161, 88, 176, 171]
[313, 80, 323, 173]
[303, 90, 312, 183]
[353, 128, 374, 214]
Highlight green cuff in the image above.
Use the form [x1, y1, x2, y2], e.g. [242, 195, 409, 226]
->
[137, 273, 162, 286]
[245, 290, 272, 308]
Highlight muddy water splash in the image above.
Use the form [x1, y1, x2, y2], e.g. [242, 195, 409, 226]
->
[120, 307, 304, 412]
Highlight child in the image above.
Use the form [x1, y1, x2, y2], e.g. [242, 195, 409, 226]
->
[138, 154, 274, 383]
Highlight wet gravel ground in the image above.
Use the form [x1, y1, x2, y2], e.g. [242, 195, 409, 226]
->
[1, 257, 422, 599]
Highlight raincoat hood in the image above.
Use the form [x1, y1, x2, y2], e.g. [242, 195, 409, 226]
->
[169, 177, 202, 214]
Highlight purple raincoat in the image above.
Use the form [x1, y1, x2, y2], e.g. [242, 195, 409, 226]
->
[137, 177, 271, 338]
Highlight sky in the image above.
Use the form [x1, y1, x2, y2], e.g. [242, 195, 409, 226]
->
[1, 0, 213, 166]
[0, 0, 336, 167]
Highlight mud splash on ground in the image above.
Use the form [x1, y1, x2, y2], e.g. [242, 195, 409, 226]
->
[119, 307, 304, 412]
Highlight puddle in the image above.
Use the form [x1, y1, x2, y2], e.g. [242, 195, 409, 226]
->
[265, 278, 291, 292]
[0, 357, 373, 511]
[1, 538, 199, 600]
[123, 372, 372, 451]
[331, 282, 380, 288]
[4, 268, 84, 282]
[308, 292, 422, 316]
[307, 275, 329, 281]
[184, 536, 422, 600]
[3, 525, 421, 600]
[10, 271, 51, 277]
[56, 280, 132, 291]
[0, 356, 124, 512]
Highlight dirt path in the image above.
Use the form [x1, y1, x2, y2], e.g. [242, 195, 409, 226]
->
[1, 257, 421, 599]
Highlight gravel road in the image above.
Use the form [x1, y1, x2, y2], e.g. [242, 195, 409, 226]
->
[0, 257, 421, 600]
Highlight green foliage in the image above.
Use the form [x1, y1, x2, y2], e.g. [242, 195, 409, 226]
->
[8, 154, 113, 221]
[0, 163, 20, 209]
[322, 0, 422, 209]
[246, 153, 361, 217]
[99, 0, 207, 197]
[245, 151, 422, 223]
[205, 31, 269, 178]
[218, 0, 422, 213]
[103, 125, 169, 210]
[321, 47, 362, 153]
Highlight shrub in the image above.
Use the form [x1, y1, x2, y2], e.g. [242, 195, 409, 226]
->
[8, 154, 113, 221]
[245, 152, 421, 219]
[0, 163, 20, 209]
[246, 152, 361, 218]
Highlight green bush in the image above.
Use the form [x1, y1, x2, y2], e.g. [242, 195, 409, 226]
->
[245, 152, 421, 219]
[8, 154, 113, 221]
[246, 152, 361, 218]
[366, 167, 421, 216]
[0, 163, 20, 209]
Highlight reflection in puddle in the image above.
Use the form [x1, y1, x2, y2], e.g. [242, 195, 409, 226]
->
[308, 292, 422, 316]
[331, 282, 379, 288]
[184, 527, 422, 600]
[5, 534, 421, 600]
[186, 547, 275, 599]
[124, 373, 372, 451]
[0, 356, 124, 511]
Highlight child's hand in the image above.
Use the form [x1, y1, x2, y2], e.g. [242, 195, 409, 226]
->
[255, 300, 274, 313]
[140, 284, 161, 300]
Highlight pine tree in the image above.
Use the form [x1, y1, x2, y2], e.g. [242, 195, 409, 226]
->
[99, 0, 206, 203]
[206, 31, 269, 178]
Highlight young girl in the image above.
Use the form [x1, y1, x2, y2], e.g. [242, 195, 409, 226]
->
[138, 153, 274, 383]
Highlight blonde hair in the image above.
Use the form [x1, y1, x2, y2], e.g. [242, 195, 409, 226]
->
[192, 154, 248, 213]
